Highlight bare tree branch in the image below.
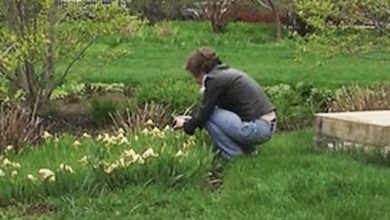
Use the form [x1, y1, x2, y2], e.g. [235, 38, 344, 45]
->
[56, 41, 93, 88]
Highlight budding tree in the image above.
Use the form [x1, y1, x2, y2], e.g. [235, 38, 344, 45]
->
[0, 0, 132, 112]
[294, 0, 390, 57]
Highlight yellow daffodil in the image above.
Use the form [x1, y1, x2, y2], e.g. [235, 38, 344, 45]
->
[145, 119, 154, 126]
[79, 156, 88, 164]
[27, 174, 37, 182]
[38, 168, 55, 181]
[142, 148, 159, 159]
[42, 131, 53, 139]
[175, 150, 187, 158]
[82, 133, 91, 139]
[0, 169, 5, 177]
[73, 140, 82, 147]
[11, 170, 18, 177]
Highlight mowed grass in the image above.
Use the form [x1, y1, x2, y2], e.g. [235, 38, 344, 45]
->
[2, 131, 390, 219]
[69, 22, 390, 88]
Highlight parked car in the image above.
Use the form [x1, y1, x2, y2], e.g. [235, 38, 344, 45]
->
[179, 2, 206, 20]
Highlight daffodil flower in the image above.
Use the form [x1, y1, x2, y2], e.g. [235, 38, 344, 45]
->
[137, 156, 145, 165]
[175, 150, 187, 158]
[142, 148, 159, 159]
[3, 158, 11, 166]
[118, 137, 129, 145]
[73, 140, 82, 147]
[118, 128, 125, 134]
[145, 119, 154, 126]
[96, 134, 103, 141]
[123, 149, 137, 158]
[38, 168, 55, 181]
[42, 131, 53, 139]
[11, 170, 18, 177]
[82, 133, 91, 139]
[5, 145, 13, 152]
[163, 125, 171, 131]
[134, 135, 139, 141]
[60, 163, 74, 174]
[141, 128, 149, 135]
[27, 174, 37, 182]
[79, 156, 88, 164]
[117, 133, 125, 139]
[0, 169, 5, 177]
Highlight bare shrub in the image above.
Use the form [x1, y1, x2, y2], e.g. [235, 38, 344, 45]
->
[111, 102, 173, 132]
[204, 0, 237, 33]
[329, 84, 390, 112]
[0, 104, 44, 153]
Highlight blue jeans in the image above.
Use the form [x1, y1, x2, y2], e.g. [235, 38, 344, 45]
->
[205, 108, 275, 158]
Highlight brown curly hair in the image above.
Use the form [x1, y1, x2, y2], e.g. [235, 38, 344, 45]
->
[185, 47, 222, 77]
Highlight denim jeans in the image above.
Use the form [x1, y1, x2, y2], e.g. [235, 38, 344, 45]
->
[205, 108, 275, 158]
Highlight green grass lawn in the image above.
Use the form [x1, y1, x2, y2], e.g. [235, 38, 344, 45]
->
[2, 131, 390, 219]
[69, 22, 390, 88]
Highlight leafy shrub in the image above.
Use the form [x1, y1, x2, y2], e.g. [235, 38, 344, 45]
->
[265, 82, 333, 131]
[0, 104, 44, 153]
[154, 21, 178, 38]
[329, 84, 390, 112]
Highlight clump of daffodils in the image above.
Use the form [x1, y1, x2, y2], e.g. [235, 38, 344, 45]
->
[38, 168, 56, 182]
[11, 170, 18, 177]
[2, 158, 21, 169]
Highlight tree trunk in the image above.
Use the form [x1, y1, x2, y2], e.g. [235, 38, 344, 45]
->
[275, 12, 282, 42]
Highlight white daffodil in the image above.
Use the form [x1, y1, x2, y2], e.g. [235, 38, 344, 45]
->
[119, 158, 126, 168]
[27, 174, 37, 182]
[175, 150, 187, 158]
[3, 158, 12, 166]
[12, 162, 21, 169]
[117, 133, 125, 140]
[42, 131, 53, 139]
[145, 119, 154, 126]
[118, 128, 125, 134]
[142, 148, 159, 159]
[96, 134, 103, 141]
[73, 140, 82, 147]
[163, 125, 171, 131]
[60, 163, 74, 174]
[82, 133, 92, 139]
[11, 170, 18, 177]
[38, 168, 55, 181]
[118, 137, 129, 145]
[0, 169, 5, 177]
[137, 156, 145, 165]
[141, 128, 149, 135]
[5, 145, 13, 152]
[123, 149, 137, 158]
[134, 135, 139, 141]
[79, 156, 88, 164]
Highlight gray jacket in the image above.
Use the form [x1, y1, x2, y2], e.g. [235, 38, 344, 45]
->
[183, 64, 275, 135]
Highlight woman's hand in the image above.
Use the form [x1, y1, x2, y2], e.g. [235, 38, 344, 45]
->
[174, 116, 191, 129]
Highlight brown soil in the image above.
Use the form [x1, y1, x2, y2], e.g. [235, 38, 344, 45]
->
[25, 203, 56, 216]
